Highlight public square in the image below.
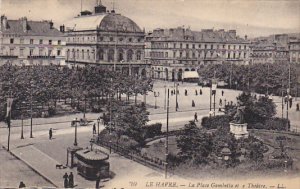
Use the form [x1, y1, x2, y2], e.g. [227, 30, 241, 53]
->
[0, 80, 299, 188]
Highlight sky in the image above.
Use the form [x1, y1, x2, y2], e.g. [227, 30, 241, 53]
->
[1, 0, 299, 38]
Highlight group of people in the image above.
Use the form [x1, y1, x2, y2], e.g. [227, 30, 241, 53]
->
[63, 172, 74, 188]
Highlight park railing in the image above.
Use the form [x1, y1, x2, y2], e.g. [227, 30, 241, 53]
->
[95, 137, 167, 172]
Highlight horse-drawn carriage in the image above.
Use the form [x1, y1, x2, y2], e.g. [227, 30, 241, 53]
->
[71, 118, 93, 127]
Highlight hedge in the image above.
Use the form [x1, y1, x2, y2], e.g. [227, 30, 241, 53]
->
[248, 117, 290, 131]
[201, 115, 230, 130]
[142, 123, 162, 139]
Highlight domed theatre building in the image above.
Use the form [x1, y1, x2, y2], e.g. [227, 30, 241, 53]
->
[64, 2, 149, 77]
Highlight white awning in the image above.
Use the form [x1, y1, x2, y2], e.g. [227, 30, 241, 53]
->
[183, 71, 199, 79]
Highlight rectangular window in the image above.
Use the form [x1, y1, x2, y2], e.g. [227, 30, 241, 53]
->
[180, 43, 182, 48]
[192, 44, 195, 49]
[57, 50, 61, 56]
[58, 40, 61, 45]
[10, 48, 14, 55]
[29, 49, 34, 56]
[173, 51, 176, 57]
[39, 48, 43, 56]
[48, 50, 52, 56]
[205, 44, 207, 49]
[20, 38, 24, 44]
[165, 52, 168, 58]
[211, 44, 213, 49]
[20, 48, 24, 56]
[174, 43, 176, 48]
[39, 39, 43, 44]
[10, 38, 14, 44]
[30, 39, 34, 44]
[186, 44, 189, 49]
[49, 40, 52, 45]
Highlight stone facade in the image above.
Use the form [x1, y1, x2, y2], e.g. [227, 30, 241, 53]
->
[0, 15, 65, 66]
[289, 40, 300, 64]
[145, 27, 250, 81]
[64, 3, 150, 77]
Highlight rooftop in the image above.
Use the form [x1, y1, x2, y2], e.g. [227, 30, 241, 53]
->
[147, 27, 248, 43]
[65, 13, 142, 33]
[0, 16, 64, 37]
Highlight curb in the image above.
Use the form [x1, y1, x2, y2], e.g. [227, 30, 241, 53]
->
[1, 145, 58, 188]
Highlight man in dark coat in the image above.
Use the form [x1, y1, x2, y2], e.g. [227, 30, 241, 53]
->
[19, 181, 26, 188]
[95, 172, 101, 189]
[63, 173, 69, 188]
[93, 123, 96, 134]
[49, 128, 52, 140]
[68, 172, 74, 188]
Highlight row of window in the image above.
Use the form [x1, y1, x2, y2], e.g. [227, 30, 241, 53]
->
[149, 51, 247, 59]
[9, 38, 61, 45]
[4, 47, 61, 56]
[151, 42, 248, 50]
[66, 48, 142, 62]
[67, 36, 143, 43]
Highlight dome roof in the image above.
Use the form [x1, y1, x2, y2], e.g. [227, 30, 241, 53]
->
[65, 13, 142, 33]
[99, 14, 142, 32]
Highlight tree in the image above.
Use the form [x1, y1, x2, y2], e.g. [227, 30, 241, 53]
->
[176, 121, 213, 165]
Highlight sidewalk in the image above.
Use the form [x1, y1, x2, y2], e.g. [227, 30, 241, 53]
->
[3, 136, 167, 188]
[6, 143, 96, 188]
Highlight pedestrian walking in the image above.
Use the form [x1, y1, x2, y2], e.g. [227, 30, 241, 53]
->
[95, 172, 101, 189]
[296, 103, 299, 111]
[49, 128, 52, 140]
[68, 172, 74, 188]
[63, 173, 69, 188]
[222, 90, 224, 96]
[194, 112, 198, 122]
[185, 89, 188, 96]
[171, 90, 173, 96]
[177, 90, 179, 95]
[19, 181, 26, 188]
[219, 99, 223, 106]
[200, 89, 202, 95]
[192, 100, 195, 107]
[195, 90, 198, 95]
[93, 123, 96, 134]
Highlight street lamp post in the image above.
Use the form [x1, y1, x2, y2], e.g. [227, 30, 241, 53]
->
[154, 91, 160, 109]
[21, 101, 25, 139]
[164, 84, 166, 110]
[97, 117, 100, 135]
[30, 81, 34, 138]
[165, 88, 170, 179]
[175, 83, 179, 111]
[7, 92, 13, 151]
[74, 118, 78, 146]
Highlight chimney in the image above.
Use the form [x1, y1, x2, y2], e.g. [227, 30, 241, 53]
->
[21, 17, 27, 32]
[49, 20, 53, 29]
[245, 35, 248, 40]
[60, 25, 65, 33]
[1, 15, 8, 30]
[228, 30, 236, 38]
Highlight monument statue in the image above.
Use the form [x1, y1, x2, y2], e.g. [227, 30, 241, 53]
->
[233, 106, 245, 124]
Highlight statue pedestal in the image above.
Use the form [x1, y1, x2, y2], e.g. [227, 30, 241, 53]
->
[230, 122, 248, 139]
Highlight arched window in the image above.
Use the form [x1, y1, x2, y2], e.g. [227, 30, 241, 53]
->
[87, 50, 90, 59]
[82, 49, 84, 59]
[118, 49, 124, 62]
[108, 49, 114, 62]
[137, 51, 141, 60]
[127, 49, 133, 62]
[67, 49, 70, 59]
[76, 49, 79, 59]
[99, 49, 104, 60]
